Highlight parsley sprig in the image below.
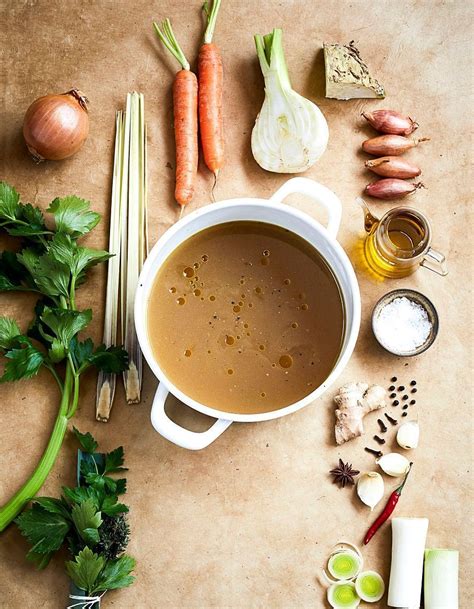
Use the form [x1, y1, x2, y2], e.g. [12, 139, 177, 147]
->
[16, 429, 135, 598]
[0, 183, 128, 531]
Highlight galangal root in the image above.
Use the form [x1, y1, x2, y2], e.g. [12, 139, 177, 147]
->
[334, 382, 386, 445]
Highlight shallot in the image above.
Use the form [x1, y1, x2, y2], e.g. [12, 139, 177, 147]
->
[362, 110, 418, 135]
[365, 178, 424, 200]
[365, 156, 421, 179]
[23, 89, 89, 161]
[362, 134, 429, 156]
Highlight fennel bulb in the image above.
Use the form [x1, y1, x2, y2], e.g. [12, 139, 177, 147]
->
[424, 549, 458, 609]
[251, 29, 328, 173]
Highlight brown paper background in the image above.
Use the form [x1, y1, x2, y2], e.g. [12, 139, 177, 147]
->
[1, 1, 472, 607]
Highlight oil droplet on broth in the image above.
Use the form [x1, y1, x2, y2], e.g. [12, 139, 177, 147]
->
[169, 287, 177, 294]
[225, 335, 235, 346]
[183, 267, 194, 278]
[193, 288, 201, 297]
[279, 354, 293, 369]
[227, 369, 234, 375]
[263, 249, 270, 257]
[209, 295, 216, 301]
[177, 297, 186, 305]
[260, 392, 266, 398]
[201, 254, 209, 262]
[283, 278, 291, 285]
[233, 305, 241, 313]
[255, 286, 262, 294]
[291, 322, 298, 329]
[244, 323, 249, 329]
[184, 349, 192, 357]
[301, 303, 309, 311]
[193, 262, 200, 269]
[259, 344, 265, 351]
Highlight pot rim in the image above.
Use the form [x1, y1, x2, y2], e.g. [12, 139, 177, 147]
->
[135, 197, 361, 423]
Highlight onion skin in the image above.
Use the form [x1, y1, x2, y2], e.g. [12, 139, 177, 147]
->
[362, 135, 429, 156]
[365, 179, 424, 200]
[23, 89, 89, 161]
[365, 156, 422, 179]
[362, 110, 418, 135]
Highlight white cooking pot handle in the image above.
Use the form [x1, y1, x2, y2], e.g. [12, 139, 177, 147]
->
[151, 383, 232, 450]
[269, 177, 342, 238]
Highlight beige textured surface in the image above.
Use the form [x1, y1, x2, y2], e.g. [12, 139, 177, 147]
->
[0, 1, 472, 607]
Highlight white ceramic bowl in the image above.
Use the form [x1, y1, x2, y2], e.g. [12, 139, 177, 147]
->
[135, 178, 361, 449]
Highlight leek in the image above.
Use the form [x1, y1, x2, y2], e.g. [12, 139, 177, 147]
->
[251, 28, 328, 173]
[327, 581, 360, 609]
[388, 517, 429, 608]
[424, 549, 459, 609]
[355, 571, 384, 602]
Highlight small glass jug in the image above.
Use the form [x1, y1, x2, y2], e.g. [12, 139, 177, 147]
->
[359, 199, 448, 279]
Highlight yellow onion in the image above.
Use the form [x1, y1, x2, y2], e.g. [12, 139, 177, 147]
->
[23, 89, 89, 161]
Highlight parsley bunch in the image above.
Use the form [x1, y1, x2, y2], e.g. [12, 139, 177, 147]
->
[16, 428, 135, 599]
[0, 182, 128, 531]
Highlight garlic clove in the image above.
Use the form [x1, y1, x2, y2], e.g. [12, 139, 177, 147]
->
[377, 453, 411, 477]
[357, 472, 384, 510]
[396, 421, 420, 450]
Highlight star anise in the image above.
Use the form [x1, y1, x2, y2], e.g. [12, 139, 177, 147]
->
[329, 459, 360, 488]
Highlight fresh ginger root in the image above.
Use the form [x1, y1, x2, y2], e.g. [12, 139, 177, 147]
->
[334, 382, 386, 445]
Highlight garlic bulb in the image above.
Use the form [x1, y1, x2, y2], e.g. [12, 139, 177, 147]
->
[377, 453, 411, 477]
[397, 421, 420, 450]
[251, 29, 329, 173]
[357, 472, 384, 510]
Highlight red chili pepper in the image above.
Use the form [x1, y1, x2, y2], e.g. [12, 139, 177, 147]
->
[363, 462, 413, 545]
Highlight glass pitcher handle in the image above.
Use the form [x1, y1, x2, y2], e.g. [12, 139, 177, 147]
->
[421, 247, 448, 276]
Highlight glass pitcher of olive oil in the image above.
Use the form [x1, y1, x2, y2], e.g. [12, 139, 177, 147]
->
[359, 199, 448, 279]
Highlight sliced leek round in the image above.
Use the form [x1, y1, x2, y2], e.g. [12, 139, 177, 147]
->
[327, 581, 360, 609]
[328, 549, 362, 580]
[355, 570, 385, 602]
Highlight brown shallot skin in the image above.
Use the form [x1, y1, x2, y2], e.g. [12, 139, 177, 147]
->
[365, 156, 422, 179]
[362, 110, 418, 135]
[362, 134, 429, 156]
[365, 179, 424, 200]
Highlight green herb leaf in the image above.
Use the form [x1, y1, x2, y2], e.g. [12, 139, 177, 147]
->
[101, 495, 129, 517]
[115, 478, 127, 495]
[65, 547, 105, 594]
[63, 486, 101, 509]
[41, 307, 92, 352]
[34, 497, 71, 520]
[47, 196, 101, 238]
[73, 427, 98, 454]
[69, 337, 95, 368]
[93, 555, 136, 593]
[88, 345, 129, 373]
[16, 503, 70, 558]
[0, 251, 36, 292]
[18, 250, 71, 298]
[0, 318, 21, 350]
[0, 182, 20, 221]
[48, 233, 111, 283]
[1, 339, 44, 382]
[105, 447, 127, 474]
[71, 498, 103, 545]
[7, 204, 48, 237]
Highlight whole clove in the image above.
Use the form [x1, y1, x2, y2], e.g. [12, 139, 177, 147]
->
[365, 447, 383, 458]
[377, 418, 388, 433]
[374, 435, 386, 445]
[385, 413, 398, 425]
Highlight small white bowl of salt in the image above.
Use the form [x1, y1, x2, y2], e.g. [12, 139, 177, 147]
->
[372, 289, 439, 356]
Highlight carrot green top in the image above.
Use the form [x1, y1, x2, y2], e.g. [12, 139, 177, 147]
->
[153, 18, 190, 71]
[203, 0, 222, 44]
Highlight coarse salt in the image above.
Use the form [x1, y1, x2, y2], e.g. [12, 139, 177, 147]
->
[374, 296, 432, 353]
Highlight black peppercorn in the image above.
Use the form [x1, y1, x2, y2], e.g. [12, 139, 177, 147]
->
[402, 395, 408, 401]
[411, 388, 417, 393]
[402, 404, 408, 410]
[410, 380, 417, 386]
[402, 412, 408, 417]
[390, 393, 396, 398]
[410, 399, 416, 405]
[389, 385, 395, 391]
[393, 400, 399, 406]
[398, 385, 405, 391]
[391, 376, 397, 382]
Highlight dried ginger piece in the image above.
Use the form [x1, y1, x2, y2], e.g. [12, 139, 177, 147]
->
[334, 382, 386, 445]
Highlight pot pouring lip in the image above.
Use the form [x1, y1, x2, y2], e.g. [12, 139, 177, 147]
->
[135, 197, 361, 423]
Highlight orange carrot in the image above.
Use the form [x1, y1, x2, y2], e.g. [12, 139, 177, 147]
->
[199, 0, 224, 177]
[153, 19, 198, 207]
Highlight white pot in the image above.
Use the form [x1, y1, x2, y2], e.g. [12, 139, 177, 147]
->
[135, 178, 360, 450]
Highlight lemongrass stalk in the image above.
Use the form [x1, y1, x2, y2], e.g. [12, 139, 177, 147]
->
[96, 111, 125, 421]
[122, 92, 146, 403]
[424, 549, 458, 609]
[388, 517, 429, 608]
